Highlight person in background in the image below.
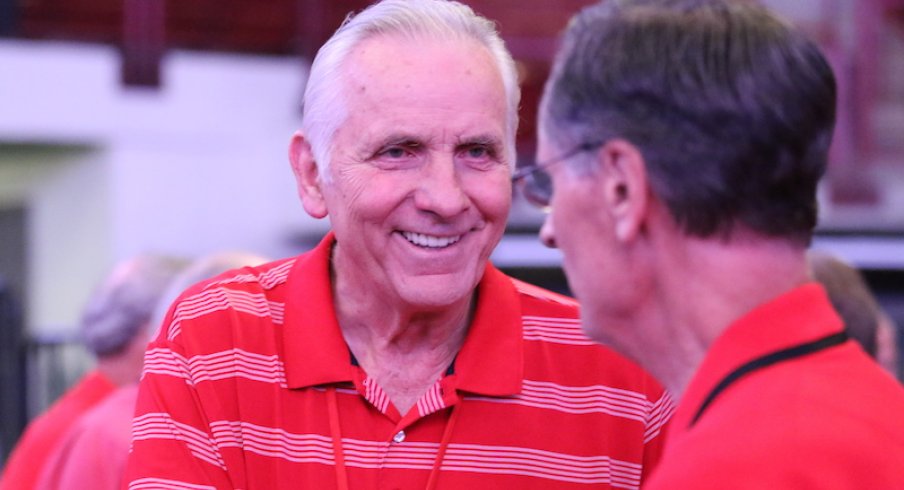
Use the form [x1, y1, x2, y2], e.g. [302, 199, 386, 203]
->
[808, 250, 900, 376]
[877, 311, 900, 376]
[0, 254, 187, 490]
[35, 252, 268, 490]
[124, 1, 673, 489]
[530, 0, 904, 487]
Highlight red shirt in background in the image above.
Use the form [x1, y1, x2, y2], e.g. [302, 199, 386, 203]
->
[34, 384, 138, 490]
[0, 370, 116, 490]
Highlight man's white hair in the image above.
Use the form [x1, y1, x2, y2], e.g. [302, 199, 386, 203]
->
[301, 0, 520, 181]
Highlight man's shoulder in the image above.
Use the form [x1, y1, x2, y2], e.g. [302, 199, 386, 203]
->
[22, 371, 115, 436]
[185, 256, 298, 296]
[54, 385, 135, 454]
[507, 277, 590, 347]
[657, 374, 904, 490]
[509, 277, 579, 314]
[156, 256, 298, 346]
[508, 277, 668, 400]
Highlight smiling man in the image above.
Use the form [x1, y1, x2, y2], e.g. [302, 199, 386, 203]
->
[123, 1, 672, 489]
[532, 0, 904, 487]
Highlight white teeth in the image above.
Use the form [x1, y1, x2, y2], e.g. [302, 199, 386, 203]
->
[401, 231, 462, 248]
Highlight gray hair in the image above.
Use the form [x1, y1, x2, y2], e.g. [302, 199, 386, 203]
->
[542, 0, 836, 244]
[301, 0, 520, 180]
[80, 254, 189, 357]
[147, 252, 270, 341]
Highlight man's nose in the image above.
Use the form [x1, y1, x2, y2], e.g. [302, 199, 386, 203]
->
[414, 157, 470, 217]
[539, 214, 557, 248]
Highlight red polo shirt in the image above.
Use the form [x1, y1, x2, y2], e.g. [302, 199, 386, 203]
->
[1, 370, 116, 490]
[125, 233, 672, 489]
[645, 284, 904, 489]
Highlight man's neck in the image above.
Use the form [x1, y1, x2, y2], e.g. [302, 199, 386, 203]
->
[96, 354, 142, 388]
[626, 232, 811, 399]
[332, 271, 475, 415]
[95, 326, 149, 387]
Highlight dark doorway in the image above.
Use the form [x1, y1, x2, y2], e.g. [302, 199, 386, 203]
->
[0, 206, 28, 465]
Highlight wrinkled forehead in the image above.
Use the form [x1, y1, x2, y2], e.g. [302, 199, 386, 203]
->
[343, 34, 502, 91]
[338, 35, 507, 125]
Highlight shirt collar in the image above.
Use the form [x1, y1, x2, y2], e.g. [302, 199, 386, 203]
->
[283, 232, 523, 396]
[283, 232, 356, 388]
[453, 263, 523, 396]
[671, 283, 844, 431]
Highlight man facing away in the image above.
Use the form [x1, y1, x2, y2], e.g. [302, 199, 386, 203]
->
[0, 254, 187, 490]
[528, 0, 904, 487]
[34, 252, 268, 490]
[124, 1, 673, 489]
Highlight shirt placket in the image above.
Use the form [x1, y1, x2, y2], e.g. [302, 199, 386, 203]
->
[354, 374, 461, 490]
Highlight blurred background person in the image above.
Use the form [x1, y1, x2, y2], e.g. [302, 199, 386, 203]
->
[0, 254, 188, 490]
[34, 252, 268, 490]
[877, 311, 900, 376]
[809, 250, 900, 375]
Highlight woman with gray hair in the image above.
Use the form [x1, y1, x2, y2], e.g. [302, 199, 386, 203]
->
[35, 252, 268, 490]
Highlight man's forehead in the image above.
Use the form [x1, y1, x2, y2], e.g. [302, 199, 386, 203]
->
[343, 33, 499, 87]
[349, 31, 471, 58]
[336, 116, 506, 153]
[338, 38, 505, 116]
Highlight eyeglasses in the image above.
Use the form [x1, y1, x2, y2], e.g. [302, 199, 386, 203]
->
[512, 141, 604, 209]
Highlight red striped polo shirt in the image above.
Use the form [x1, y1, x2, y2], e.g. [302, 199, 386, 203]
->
[125, 233, 674, 490]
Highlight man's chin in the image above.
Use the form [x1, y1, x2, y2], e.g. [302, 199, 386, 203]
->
[394, 277, 477, 310]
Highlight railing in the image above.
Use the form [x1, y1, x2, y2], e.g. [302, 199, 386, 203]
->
[0, 328, 91, 468]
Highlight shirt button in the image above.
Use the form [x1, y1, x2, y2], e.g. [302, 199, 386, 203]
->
[393, 430, 406, 443]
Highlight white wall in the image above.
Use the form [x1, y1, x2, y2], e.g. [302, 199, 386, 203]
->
[0, 40, 329, 335]
[28, 151, 112, 333]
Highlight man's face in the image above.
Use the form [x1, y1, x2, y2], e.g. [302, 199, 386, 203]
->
[316, 35, 511, 309]
[536, 129, 629, 343]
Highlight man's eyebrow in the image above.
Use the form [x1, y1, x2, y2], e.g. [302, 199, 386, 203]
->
[374, 133, 423, 148]
[455, 134, 503, 147]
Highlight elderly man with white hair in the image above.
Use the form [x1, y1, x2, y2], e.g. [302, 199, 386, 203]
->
[124, 1, 673, 489]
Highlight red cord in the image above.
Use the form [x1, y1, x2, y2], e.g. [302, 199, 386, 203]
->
[425, 403, 461, 490]
[328, 387, 350, 490]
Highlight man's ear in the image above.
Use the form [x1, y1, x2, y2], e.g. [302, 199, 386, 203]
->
[597, 139, 651, 242]
[289, 131, 329, 219]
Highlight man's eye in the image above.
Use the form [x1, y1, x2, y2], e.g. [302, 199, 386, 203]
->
[378, 142, 421, 160]
[466, 146, 488, 158]
[382, 147, 408, 158]
[462, 145, 494, 160]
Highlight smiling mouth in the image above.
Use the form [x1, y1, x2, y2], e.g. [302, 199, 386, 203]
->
[400, 231, 463, 249]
